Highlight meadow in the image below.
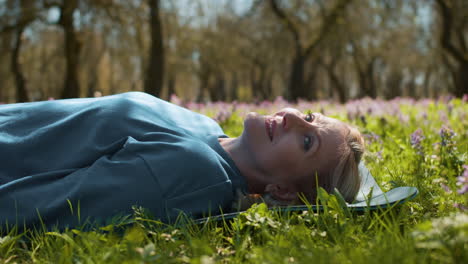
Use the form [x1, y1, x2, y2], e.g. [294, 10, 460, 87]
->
[1, 96, 467, 263]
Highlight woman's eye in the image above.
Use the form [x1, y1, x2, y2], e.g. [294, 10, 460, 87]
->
[304, 136, 312, 151]
[305, 113, 314, 122]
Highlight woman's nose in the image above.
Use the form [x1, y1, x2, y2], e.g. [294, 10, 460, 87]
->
[283, 112, 305, 131]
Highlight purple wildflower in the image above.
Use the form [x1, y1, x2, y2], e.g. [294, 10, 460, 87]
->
[456, 165, 468, 195]
[416, 111, 428, 120]
[377, 150, 383, 160]
[410, 128, 425, 156]
[398, 113, 409, 124]
[170, 94, 182, 106]
[346, 104, 360, 120]
[453, 203, 468, 211]
[447, 103, 453, 116]
[438, 110, 448, 123]
[363, 132, 381, 145]
[444, 95, 454, 103]
[214, 109, 232, 124]
[439, 126, 455, 147]
[462, 94, 468, 102]
[273, 96, 288, 109]
[440, 183, 452, 193]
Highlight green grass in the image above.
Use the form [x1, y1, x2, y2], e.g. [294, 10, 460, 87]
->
[1, 98, 467, 263]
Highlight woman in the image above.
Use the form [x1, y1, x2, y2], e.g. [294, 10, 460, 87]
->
[0, 92, 364, 229]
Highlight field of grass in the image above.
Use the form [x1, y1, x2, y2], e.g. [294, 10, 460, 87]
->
[1, 96, 467, 263]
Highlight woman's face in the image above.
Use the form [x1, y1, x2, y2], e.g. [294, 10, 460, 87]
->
[241, 108, 349, 189]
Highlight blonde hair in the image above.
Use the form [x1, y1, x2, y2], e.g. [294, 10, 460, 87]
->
[329, 125, 365, 202]
[289, 119, 364, 203]
[232, 123, 365, 211]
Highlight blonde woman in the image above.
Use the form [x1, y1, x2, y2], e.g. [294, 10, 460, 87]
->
[225, 107, 364, 210]
[0, 92, 363, 229]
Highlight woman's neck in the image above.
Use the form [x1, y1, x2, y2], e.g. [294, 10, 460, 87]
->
[218, 137, 266, 193]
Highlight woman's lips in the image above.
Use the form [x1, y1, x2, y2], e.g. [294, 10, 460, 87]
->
[265, 119, 271, 141]
[265, 117, 275, 141]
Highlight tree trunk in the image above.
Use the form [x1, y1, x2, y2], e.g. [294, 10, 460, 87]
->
[197, 70, 210, 102]
[385, 71, 403, 99]
[167, 74, 176, 100]
[357, 61, 376, 99]
[11, 26, 30, 102]
[422, 68, 432, 98]
[289, 53, 306, 100]
[454, 62, 468, 97]
[269, 0, 350, 101]
[86, 73, 98, 98]
[366, 59, 377, 98]
[0, 34, 9, 102]
[407, 79, 417, 98]
[328, 69, 347, 103]
[207, 73, 226, 102]
[144, 0, 165, 98]
[435, 0, 468, 97]
[264, 75, 273, 100]
[357, 72, 367, 98]
[59, 0, 81, 99]
[304, 66, 318, 100]
[258, 67, 268, 100]
[323, 57, 347, 103]
[250, 67, 261, 100]
[229, 72, 239, 101]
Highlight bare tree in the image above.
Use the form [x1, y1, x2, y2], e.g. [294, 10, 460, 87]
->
[269, 0, 351, 101]
[12, 0, 35, 102]
[10, 26, 29, 102]
[0, 0, 462, 102]
[349, 40, 378, 99]
[435, 0, 468, 97]
[1, 0, 37, 102]
[144, 0, 165, 98]
[40, 0, 82, 98]
[321, 54, 348, 103]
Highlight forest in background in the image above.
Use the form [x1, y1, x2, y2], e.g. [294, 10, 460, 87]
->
[0, 0, 467, 103]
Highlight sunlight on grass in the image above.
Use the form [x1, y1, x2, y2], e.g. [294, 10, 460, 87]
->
[1, 97, 467, 263]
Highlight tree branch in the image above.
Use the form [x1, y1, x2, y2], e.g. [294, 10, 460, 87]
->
[303, 0, 351, 59]
[269, 0, 301, 50]
[42, 0, 62, 9]
[435, 0, 468, 63]
[455, 21, 467, 53]
[0, 15, 36, 35]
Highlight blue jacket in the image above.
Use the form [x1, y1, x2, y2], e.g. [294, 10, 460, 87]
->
[0, 92, 246, 229]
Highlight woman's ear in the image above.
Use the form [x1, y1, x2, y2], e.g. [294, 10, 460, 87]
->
[264, 183, 298, 202]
